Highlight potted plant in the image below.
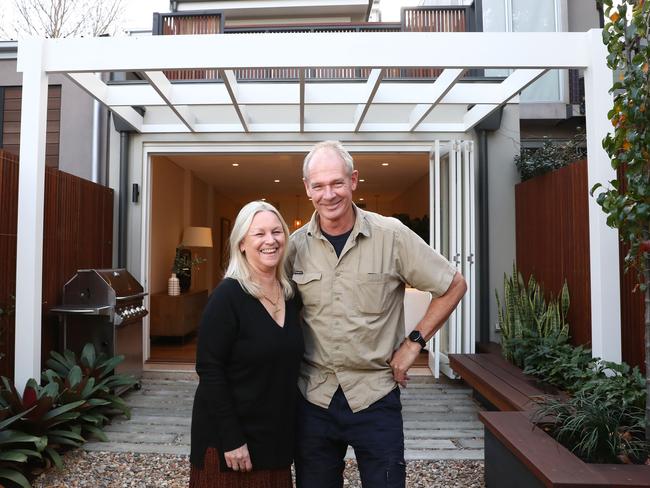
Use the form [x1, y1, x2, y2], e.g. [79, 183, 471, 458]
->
[172, 249, 206, 293]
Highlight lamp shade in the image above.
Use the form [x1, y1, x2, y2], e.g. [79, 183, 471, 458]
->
[181, 226, 213, 248]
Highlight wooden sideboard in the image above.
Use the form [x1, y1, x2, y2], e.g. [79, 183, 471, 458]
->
[150, 289, 208, 338]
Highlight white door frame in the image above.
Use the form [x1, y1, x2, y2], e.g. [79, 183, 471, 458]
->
[430, 139, 476, 378]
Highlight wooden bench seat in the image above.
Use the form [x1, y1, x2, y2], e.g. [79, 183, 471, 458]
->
[449, 350, 558, 412]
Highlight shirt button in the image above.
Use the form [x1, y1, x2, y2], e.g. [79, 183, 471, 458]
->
[335, 271, 341, 277]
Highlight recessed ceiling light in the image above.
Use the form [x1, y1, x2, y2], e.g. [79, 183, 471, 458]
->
[381, 163, 389, 167]
[261, 198, 267, 201]
[232, 163, 239, 167]
[274, 179, 280, 183]
[360, 179, 365, 182]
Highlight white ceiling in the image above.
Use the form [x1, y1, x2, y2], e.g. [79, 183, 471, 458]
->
[157, 151, 430, 203]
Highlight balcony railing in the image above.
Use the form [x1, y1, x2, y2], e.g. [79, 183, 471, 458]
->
[152, 6, 477, 82]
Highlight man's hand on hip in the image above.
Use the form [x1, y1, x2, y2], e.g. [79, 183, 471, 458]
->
[389, 340, 422, 387]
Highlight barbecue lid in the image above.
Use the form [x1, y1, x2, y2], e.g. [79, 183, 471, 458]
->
[91, 269, 144, 297]
[60, 268, 145, 307]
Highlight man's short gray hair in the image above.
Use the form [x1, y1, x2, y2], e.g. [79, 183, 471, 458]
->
[303, 140, 355, 180]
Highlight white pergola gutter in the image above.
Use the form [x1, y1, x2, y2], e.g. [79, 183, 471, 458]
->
[14, 30, 617, 392]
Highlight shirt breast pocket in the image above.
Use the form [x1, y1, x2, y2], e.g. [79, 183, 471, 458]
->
[292, 272, 322, 307]
[355, 273, 390, 314]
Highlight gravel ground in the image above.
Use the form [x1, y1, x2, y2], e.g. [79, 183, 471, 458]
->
[33, 451, 484, 488]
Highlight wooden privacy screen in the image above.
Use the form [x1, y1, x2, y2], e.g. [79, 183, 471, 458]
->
[515, 160, 592, 348]
[0, 150, 113, 379]
[1, 85, 62, 168]
[515, 159, 645, 372]
[160, 13, 223, 80]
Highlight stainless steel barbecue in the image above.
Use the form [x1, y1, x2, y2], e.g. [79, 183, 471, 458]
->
[51, 268, 147, 388]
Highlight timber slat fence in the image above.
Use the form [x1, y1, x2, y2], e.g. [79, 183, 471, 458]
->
[0, 149, 113, 378]
[515, 159, 645, 372]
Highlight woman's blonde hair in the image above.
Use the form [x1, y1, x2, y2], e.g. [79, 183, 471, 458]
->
[225, 201, 294, 299]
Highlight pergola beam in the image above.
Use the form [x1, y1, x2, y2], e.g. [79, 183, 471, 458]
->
[67, 73, 144, 131]
[463, 68, 546, 131]
[104, 82, 513, 107]
[133, 121, 467, 133]
[299, 69, 305, 133]
[219, 69, 249, 133]
[142, 70, 196, 132]
[42, 32, 591, 73]
[353, 68, 384, 132]
[408, 68, 465, 131]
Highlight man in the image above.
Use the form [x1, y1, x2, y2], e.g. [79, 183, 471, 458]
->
[288, 140, 467, 488]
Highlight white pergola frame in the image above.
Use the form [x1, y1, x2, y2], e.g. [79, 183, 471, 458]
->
[14, 30, 619, 391]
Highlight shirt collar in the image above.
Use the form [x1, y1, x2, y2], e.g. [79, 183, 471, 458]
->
[306, 204, 371, 239]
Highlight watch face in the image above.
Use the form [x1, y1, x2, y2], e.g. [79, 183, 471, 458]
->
[408, 330, 426, 347]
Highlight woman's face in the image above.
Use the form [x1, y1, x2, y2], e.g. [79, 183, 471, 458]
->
[240, 211, 286, 275]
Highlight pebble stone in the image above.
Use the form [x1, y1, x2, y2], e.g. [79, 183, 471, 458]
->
[34, 451, 484, 487]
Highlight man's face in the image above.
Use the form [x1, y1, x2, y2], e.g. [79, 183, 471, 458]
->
[304, 148, 358, 226]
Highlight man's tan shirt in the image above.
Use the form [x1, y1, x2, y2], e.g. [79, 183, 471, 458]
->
[288, 207, 456, 412]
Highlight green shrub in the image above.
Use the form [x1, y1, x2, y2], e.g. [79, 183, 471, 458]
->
[496, 267, 648, 463]
[0, 376, 85, 479]
[522, 341, 596, 392]
[575, 362, 646, 411]
[515, 133, 586, 181]
[0, 344, 135, 487]
[495, 265, 569, 367]
[0, 406, 47, 488]
[534, 390, 646, 464]
[510, 310, 649, 463]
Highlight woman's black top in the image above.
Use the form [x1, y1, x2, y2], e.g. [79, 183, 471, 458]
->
[190, 278, 303, 471]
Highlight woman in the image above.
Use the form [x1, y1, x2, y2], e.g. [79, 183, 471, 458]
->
[189, 201, 303, 488]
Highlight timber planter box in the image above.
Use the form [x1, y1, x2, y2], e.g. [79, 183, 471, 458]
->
[480, 411, 650, 488]
[449, 350, 650, 487]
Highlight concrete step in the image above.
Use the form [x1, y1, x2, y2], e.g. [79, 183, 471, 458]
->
[87, 373, 485, 461]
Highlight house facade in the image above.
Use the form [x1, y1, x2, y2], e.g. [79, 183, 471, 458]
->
[5, 0, 619, 393]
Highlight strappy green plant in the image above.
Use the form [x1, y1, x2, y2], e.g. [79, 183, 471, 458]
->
[0, 406, 46, 488]
[0, 376, 85, 473]
[496, 264, 569, 366]
[44, 343, 136, 438]
[0, 344, 136, 485]
[534, 390, 646, 464]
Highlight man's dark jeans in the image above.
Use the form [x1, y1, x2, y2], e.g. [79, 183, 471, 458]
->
[295, 386, 406, 488]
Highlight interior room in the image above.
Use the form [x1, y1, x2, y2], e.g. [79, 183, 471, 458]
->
[147, 151, 432, 365]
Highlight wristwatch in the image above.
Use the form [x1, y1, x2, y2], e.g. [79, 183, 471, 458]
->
[408, 330, 427, 350]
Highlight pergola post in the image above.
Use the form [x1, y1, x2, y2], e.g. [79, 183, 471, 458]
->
[583, 28, 621, 362]
[14, 39, 49, 393]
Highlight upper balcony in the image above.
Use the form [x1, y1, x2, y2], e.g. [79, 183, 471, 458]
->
[152, 5, 479, 81]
